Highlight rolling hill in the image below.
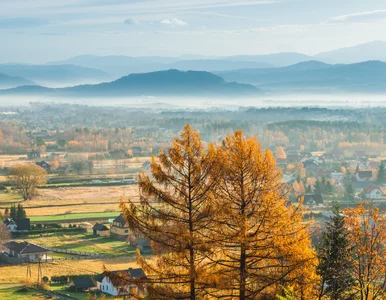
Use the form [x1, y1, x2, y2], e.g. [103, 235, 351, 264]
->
[47, 52, 314, 77]
[315, 41, 386, 64]
[0, 73, 35, 89]
[0, 64, 109, 87]
[216, 60, 386, 93]
[1, 69, 259, 97]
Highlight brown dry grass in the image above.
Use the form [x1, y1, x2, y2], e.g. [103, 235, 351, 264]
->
[20, 185, 140, 215]
[0, 257, 139, 284]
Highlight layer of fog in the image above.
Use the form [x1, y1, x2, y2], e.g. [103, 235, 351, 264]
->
[1, 94, 386, 109]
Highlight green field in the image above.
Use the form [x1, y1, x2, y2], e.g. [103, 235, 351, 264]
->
[27, 232, 137, 257]
[0, 286, 46, 300]
[0, 285, 113, 300]
[30, 211, 120, 223]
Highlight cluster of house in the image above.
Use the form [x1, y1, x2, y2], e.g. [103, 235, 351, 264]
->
[92, 214, 152, 254]
[2, 240, 146, 296]
[281, 148, 386, 204]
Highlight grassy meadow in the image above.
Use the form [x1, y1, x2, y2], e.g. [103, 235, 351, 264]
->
[25, 232, 137, 257]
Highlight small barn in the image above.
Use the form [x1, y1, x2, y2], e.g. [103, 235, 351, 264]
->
[92, 223, 109, 237]
[68, 276, 95, 292]
[297, 194, 324, 206]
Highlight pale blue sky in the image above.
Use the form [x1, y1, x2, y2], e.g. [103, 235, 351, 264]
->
[1, 0, 386, 63]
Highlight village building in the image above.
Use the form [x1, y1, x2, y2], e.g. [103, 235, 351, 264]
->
[355, 171, 373, 182]
[3, 218, 31, 232]
[3, 241, 50, 262]
[330, 172, 345, 183]
[96, 268, 146, 296]
[68, 277, 96, 292]
[3, 219, 17, 232]
[110, 214, 131, 240]
[27, 150, 41, 159]
[92, 223, 110, 237]
[297, 194, 324, 206]
[36, 161, 51, 173]
[362, 185, 385, 200]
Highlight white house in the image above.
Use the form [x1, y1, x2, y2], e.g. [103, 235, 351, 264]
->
[4, 219, 17, 232]
[355, 171, 373, 182]
[97, 268, 146, 296]
[362, 185, 385, 200]
[330, 172, 344, 183]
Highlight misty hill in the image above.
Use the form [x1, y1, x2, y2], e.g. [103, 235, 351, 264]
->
[217, 60, 386, 93]
[1, 69, 259, 97]
[0, 64, 108, 87]
[315, 41, 386, 64]
[48, 55, 180, 78]
[0, 73, 34, 89]
[225, 52, 314, 66]
[168, 60, 273, 71]
[47, 53, 315, 77]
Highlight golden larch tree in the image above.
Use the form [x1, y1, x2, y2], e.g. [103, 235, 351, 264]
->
[208, 131, 317, 299]
[120, 125, 219, 299]
[276, 146, 287, 160]
[344, 202, 386, 300]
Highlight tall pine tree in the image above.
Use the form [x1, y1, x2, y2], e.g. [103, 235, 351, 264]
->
[10, 205, 17, 220]
[377, 162, 386, 184]
[317, 204, 355, 300]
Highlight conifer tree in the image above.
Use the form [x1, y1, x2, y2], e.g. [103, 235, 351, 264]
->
[317, 204, 355, 300]
[120, 125, 220, 299]
[376, 162, 386, 184]
[10, 205, 16, 220]
[306, 185, 312, 194]
[208, 131, 317, 299]
[16, 204, 26, 219]
[4, 208, 9, 218]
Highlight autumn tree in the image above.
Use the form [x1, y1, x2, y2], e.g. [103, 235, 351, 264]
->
[209, 131, 317, 299]
[8, 164, 47, 201]
[317, 205, 354, 300]
[344, 202, 386, 300]
[120, 125, 220, 299]
[276, 146, 287, 160]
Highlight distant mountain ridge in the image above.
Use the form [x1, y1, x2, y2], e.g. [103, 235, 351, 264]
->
[47, 53, 314, 78]
[315, 41, 386, 64]
[217, 60, 386, 93]
[0, 73, 35, 89]
[0, 64, 108, 87]
[0, 69, 259, 97]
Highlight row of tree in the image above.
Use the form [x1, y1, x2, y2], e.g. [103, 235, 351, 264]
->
[120, 126, 317, 299]
[3, 204, 27, 220]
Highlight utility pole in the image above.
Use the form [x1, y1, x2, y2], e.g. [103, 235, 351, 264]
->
[37, 258, 43, 286]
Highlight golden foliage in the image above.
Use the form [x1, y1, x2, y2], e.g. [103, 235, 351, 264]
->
[344, 202, 386, 300]
[8, 164, 47, 200]
[120, 126, 318, 299]
[207, 131, 317, 299]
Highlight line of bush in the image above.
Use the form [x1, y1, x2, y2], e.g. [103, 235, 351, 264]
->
[11, 227, 86, 237]
[38, 182, 135, 189]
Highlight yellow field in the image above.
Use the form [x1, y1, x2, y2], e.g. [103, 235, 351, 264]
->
[0, 185, 140, 216]
[0, 257, 139, 284]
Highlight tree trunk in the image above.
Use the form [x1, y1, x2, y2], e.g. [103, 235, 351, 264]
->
[240, 244, 246, 300]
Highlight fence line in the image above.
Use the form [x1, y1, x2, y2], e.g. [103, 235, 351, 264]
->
[46, 247, 105, 258]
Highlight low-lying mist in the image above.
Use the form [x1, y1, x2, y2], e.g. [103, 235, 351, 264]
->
[2, 93, 386, 109]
